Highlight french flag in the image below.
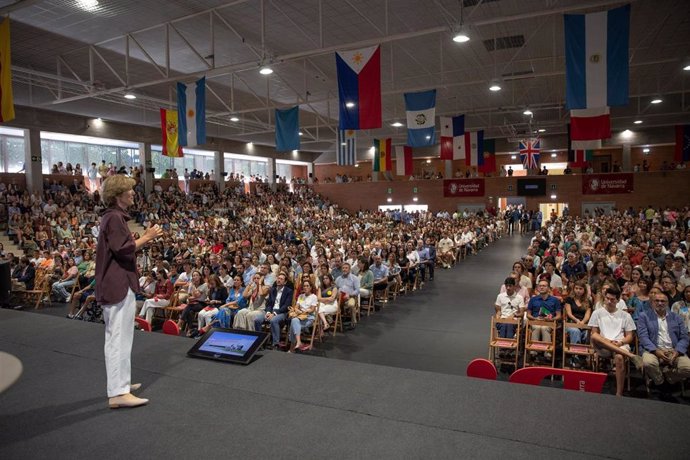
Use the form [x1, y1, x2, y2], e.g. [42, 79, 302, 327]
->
[564, 4, 630, 110]
[440, 115, 465, 160]
[177, 77, 206, 147]
[336, 45, 382, 130]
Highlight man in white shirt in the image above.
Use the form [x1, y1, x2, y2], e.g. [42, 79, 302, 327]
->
[494, 278, 525, 338]
[437, 233, 455, 268]
[589, 286, 644, 396]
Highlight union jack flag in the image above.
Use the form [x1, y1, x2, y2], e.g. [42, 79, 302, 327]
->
[519, 138, 541, 169]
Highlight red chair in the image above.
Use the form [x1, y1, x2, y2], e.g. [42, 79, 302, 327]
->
[466, 358, 498, 380]
[162, 320, 180, 336]
[135, 317, 152, 332]
[509, 367, 607, 393]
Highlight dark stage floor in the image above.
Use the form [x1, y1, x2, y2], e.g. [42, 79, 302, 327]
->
[1, 309, 689, 460]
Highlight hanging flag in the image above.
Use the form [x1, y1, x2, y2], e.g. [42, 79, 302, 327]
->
[160, 109, 184, 158]
[440, 115, 465, 160]
[372, 138, 392, 172]
[337, 129, 357, 166]
[177, 76, 206, 147]
[405, 89, 436, 147]
[275, 106, 300, 152]
[567, 123, 593, 167]
[395, 145, 413, 176]
[0, 17, 15, 123]
[464, 130, 484, 167]
[336, 45, 382, 130]
[675, 125, 690, 163]
[564, 4, 630, 110]
[478, 138, 496, 174]
[519, 138, 541, 169]
[570, 107, 611, 140]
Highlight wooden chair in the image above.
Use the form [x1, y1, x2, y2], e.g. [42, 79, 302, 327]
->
[594, 335, 636, 391]
[523, 319, 557, 368]
[69, 276, 82, 299]
[298, 305, 323, 351]
[331, 293, 346, 337]
[164, 287, 185, 319]
[359, 293, 375, 317]
[23, 269, 51, 310]
[562, 322, 596, 370]
[488, 317, 522, 371]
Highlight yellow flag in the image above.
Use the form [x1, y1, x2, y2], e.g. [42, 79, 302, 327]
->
[0, 17, 15, 123]
[160, 108, 183, 157]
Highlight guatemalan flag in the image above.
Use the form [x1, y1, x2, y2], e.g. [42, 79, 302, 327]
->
[177, 77, 206, 147]
[336, 45, 382, 130]
[564, 4, 630, 110]
[405, 89, 436, 147]
[440, 115, 465, 160]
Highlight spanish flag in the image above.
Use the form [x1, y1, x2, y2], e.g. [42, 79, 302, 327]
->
[373, 138, 392, 172]
[160, 108, 183, 157]
[0, 17, 15, 123]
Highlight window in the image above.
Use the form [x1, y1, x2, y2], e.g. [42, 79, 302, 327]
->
[4, 136, 25, 172]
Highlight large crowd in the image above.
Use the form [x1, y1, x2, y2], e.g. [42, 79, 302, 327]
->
[494, 205, 690, 396]
[3, 166, 689, 394]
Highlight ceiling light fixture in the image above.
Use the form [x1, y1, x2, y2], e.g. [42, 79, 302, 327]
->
[452, 25, 470, 43]
[345, 101, 356, 108]
[643, 147, 650, 153]
[650, 97, 662, 104]
[123, 93, 136, 100]
[684, 63, 690, 71]
[391, 121, 403, 127]
[489, 81, 502, 92]
[298, 131, 303, 136]
[523, 109, 533, 116]
[259, 65, 273, 75]
[538, 128, 546, 133]
[633, 120, 643, 124]
[230, 116, 239, 122]
[77, 0, 99, 12]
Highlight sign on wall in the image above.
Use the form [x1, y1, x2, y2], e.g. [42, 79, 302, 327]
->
[443, 178, 485, 197]
[582, 173, 634, 195]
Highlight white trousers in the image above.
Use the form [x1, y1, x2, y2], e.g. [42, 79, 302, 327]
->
[197, 307, 218, 330]
[103, 288, 136, 398]
[138, 297, 170, 323]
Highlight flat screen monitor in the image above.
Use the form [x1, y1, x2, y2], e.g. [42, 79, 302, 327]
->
[517, 178, 546, 196]
[187, 328, 269, 365]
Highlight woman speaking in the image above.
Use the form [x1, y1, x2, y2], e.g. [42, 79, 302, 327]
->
[96, 175, 163, 409]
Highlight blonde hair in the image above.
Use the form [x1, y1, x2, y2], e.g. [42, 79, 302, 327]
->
[101, 175, 136, 207]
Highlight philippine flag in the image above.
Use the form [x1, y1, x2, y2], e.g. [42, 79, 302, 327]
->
[336, 45, 382, 130]
[177, 77, 206, 147]
[440, 115, 465, 160]
[405, 89, 436, 147]
[564, 4, 630, 110]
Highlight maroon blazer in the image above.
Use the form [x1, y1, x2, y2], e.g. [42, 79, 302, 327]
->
[95, 206, 139, 304]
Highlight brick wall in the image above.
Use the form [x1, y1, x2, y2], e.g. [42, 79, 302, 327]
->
[312, 170, 689, 216]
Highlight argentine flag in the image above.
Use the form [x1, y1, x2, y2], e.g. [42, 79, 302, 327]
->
[177, 77, 206, 147]
[564, 4, 630, 110]
[405, 89, 436, 147]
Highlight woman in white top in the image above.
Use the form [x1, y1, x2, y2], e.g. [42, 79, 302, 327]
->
[316, 274, 339, 332]
[288, 280, 318, 352]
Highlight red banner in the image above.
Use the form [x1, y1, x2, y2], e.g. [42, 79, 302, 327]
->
[443, 178, 485, 197]
[582, 173, 634, 194]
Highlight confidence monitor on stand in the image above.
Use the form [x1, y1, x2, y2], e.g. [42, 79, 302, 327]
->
[187, 328, 269, 365]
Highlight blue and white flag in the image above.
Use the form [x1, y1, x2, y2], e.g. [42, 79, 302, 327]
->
[337, 129, 356, 165]
[275, 106, 300, 152]
[564, 4, 630, 110]
[177, 76, 206, 147]
[405, 89, 436, 147]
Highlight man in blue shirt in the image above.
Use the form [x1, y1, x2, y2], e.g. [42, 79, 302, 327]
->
[527, 279, 562, 359]
[370, 254, 390, 304]
[561, 252, 586, 283]
[336, 262, 360, 329]
[637, 292, 690, 391]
